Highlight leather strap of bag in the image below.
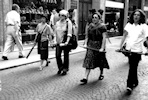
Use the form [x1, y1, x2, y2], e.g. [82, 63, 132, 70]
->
[40, 24, 47, 35]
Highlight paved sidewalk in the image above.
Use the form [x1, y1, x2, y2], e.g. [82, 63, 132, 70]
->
[0, 36, 122, 70]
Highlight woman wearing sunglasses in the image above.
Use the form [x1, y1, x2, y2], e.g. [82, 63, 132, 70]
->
[54, 10, 73, 75]
[80, 12, 109, 85]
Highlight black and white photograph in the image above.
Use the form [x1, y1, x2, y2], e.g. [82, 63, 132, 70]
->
[0, 0, 148, 100]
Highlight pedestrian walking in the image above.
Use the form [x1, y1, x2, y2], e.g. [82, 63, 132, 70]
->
[2, 4, 25, 60]
[80, 12, 109, 85]
[119, 9, 148, 94]
[54, 10, 73, 75]
[49, 8, 60, 30]
[35, 15, 54, 70]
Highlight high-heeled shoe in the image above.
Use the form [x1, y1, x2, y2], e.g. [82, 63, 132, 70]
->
[45, 61, 50, 67]
[46, 62, 48, 67]
[98, 75, 104, 80]
[80, 78, 87, 85]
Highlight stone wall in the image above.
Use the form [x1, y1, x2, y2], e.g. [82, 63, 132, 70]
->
[0, 0, 12, 52]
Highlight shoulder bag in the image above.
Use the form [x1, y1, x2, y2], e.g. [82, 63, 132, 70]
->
[35, 25, 47, 42]
[63, 21, 78, 50]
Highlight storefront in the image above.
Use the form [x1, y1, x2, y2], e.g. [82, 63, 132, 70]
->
[12, 0, 62, 44]
[105, 0, 124, 36]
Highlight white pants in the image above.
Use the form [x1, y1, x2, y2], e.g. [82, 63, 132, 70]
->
[3, 26, 24, 57]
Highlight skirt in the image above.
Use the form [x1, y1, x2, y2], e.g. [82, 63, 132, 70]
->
[38, 40, 49, 60]
[83, 40, 109, 69]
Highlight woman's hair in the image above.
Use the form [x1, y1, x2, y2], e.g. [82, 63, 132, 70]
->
[129, 9, 146, 24]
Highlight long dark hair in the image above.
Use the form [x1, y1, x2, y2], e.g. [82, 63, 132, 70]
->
[129, 9, 146, 25]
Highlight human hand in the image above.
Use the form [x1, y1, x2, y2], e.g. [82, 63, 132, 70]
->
[60, 43, 66, 47]
[99, 48, 104, 52]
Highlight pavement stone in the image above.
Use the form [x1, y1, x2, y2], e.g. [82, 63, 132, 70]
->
[0, 36, 148, 100]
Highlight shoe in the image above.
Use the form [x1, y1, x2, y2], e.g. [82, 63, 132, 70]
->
[80, 78, 87, 85]
[57, 70, 62, 75]
[61, 71, 67, 75]
[126, 87, 132, 95]
[39, 66, 43, 71]
[98, 75, 104, 80]
[46, 62, 48, 67]
[2, 56, 8, 60]
[19, 55, 25, 58]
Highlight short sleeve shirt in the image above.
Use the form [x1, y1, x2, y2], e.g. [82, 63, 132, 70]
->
[55, 19, 72, 44]
[5, 10, 21, 26]
[124, 23, 148, 52]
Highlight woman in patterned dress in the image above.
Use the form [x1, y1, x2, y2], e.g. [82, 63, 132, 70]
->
[80, 12, 109, 85]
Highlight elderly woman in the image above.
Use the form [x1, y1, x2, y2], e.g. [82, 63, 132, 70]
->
[54, 10, 73, 75]
[80, 12, 109, 85]
[119, 9, 148, 94]
[36, 15, 54, 70]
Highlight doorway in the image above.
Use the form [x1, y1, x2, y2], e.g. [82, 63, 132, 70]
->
[78, 0, 92, 40]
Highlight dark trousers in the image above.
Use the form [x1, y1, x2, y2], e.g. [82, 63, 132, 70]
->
[127, 53, 141, 88]
[56, 45, 70, 72]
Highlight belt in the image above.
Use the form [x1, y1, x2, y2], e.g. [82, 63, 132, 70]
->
[7, 24, 15, 26]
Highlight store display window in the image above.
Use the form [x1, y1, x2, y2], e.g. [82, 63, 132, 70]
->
[13, 0, 62, 45]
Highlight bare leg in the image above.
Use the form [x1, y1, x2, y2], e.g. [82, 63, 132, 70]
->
[80, 69, 91, 85]
[99, 67, 104, 80]
[84, 69, 91, 80]
[39, 60, 44, 70]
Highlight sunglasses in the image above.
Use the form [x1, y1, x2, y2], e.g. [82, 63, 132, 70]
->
[92, 16, 98, 19]
[60, 14, 66, 17]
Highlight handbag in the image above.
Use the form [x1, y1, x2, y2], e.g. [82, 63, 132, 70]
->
[63, 21, 78, 50]
[35, 25, 47, 42]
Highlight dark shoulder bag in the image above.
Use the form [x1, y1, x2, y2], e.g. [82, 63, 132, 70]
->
[35, 25, 47, 42]
[63, 21, 78, 50]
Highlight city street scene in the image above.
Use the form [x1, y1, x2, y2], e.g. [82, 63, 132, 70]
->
[0, 0, 148, 100]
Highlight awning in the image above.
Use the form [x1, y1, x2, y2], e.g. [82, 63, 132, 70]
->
[106, 1, 124, 9]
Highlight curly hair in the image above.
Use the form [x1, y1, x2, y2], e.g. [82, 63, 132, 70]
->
[129, 9, 146, 24]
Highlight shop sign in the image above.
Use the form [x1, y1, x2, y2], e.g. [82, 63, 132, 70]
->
[71, 0, 77, 9]
[41, 0, 57, 4]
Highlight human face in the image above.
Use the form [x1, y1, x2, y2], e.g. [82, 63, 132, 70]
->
[92, 14, 100, 24]
[60, 14, 66, 21]
[133, 11, 141, 23]
[41, 17, 46, 23]
[16, 6, 20, 13]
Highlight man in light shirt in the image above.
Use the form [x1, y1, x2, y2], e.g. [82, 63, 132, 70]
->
[2, 4, 24, 60]
[49, 8, 59, 30]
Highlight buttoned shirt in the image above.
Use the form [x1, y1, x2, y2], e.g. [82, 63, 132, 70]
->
[124, 23, 148, 52]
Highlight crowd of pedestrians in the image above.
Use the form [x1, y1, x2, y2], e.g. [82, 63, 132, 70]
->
[2, 3, 148, 95]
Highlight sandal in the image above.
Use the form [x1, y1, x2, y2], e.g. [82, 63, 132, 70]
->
[99, 75, 104, 80]
[80, 78, 87, 85]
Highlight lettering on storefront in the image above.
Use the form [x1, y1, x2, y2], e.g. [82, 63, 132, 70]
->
[71, 0, 77, 9]
[41, 0, 57, 4]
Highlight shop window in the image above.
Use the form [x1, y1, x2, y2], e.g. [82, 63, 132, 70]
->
[13, 0, 62, 45]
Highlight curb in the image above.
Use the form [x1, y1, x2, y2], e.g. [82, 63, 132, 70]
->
[0, 46, 86, 71]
